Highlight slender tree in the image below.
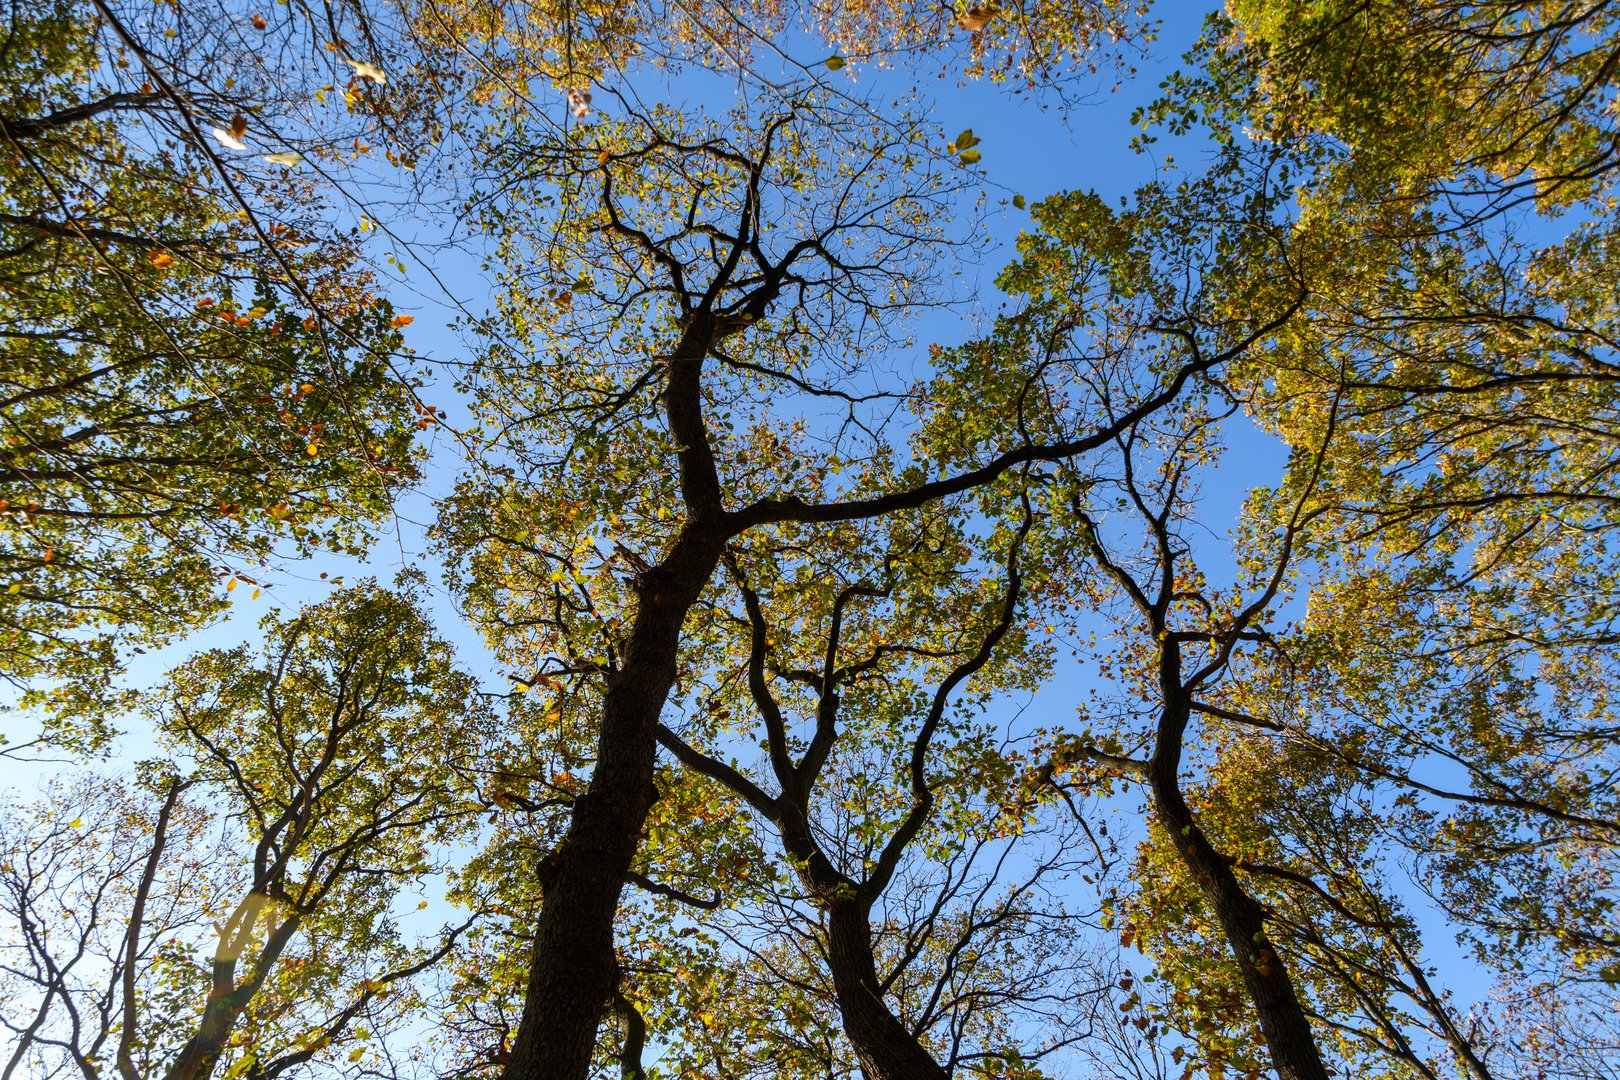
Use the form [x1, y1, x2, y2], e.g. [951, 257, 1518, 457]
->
[0, 585, 490, 1080]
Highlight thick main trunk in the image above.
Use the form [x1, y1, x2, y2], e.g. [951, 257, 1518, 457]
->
[825, 904, 949, 1080]
[1151, 645, 1329, 1080]
[503, 525, 727, 1080]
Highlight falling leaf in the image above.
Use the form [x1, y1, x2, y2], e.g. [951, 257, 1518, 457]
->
[149, 251, 176, 269]
[566, 86, 592, 118]
[825, 55, 847, 71]
[212, 127, 248, 151]
[230, 114, 249, 139]
[251, 588, 262, 600]
[263, 152, 304, 167]
[1012, 193, 1027, 209]
[390, 314, 414, 328]
[342, 57, 388, 84]
[227, 578, 239, 591]
[959, 5, 996, 31]
[250, 13, 266, 28]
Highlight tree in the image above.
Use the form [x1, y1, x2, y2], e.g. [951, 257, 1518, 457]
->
[647, 502, 1101, 1080]
[434, 76, 1295, 1072]
[8, 0, 1620, 1075]
[1128, 1, 1620, 1070]
[0, 0, 430, 690]
[0, 584, 490, 1080]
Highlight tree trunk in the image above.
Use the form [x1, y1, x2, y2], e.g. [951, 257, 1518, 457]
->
[503, 523, 728, 1080]
[163, 917, 300, 1080]
[1151, 643, 1330, 1080]
[825, 903, 949, 1080]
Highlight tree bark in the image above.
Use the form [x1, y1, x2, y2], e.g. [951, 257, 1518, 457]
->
[504, 327, 732, 1080]
[825, 903, 949, 1080]
[1151, 641, 1330, 1080]
[503, 521, 728, 1080]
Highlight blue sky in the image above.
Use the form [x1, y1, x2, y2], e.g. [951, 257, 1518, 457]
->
[3, 3, 1517, 1073]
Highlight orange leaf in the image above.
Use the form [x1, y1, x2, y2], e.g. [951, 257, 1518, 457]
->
[149, 251, 175, 269]
[959, 6, 996, 31]
[251, 13, 266, 28]
[390, 314, 414, 328]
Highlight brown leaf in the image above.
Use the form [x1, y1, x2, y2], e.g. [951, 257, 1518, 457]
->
[959, 6, 996, 32]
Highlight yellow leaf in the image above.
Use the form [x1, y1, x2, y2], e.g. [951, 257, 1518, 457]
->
[306, 443, 319, 456]
[68, 817, 83, 828]
[6, 582, 20, 594]
[227, 578, 238, 591]
[348, 1047, 365, 1062]
[149, 251, 176, 269]
[341, 58, 388, 84]
[389, 314, 414, 328]
[251, 588, 262, 600]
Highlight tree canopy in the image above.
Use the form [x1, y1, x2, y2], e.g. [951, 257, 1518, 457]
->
[3, 0, 1619, 1078]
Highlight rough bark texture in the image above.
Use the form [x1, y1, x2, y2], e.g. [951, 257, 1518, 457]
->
[826, 904, 949, 1080]
[504, 331, 732, 1080]
[1152, 642, 1330, 1080]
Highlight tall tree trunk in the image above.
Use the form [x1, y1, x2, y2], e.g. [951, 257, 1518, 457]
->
[825, 903, 949, 1080]
[1151, 642, 1330, 1080]
[502, 525, 726, 1080]
[504, 333, 731, 1080]
[163, 917, 299, 1080]
[781, 797, 947, 1080]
